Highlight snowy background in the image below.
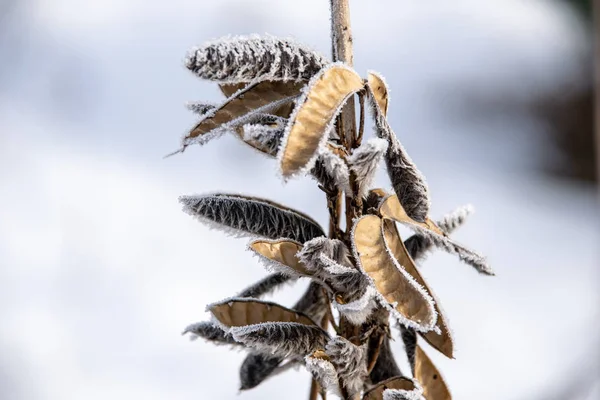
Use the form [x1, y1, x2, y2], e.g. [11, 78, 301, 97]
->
[1, 0, 598, 399]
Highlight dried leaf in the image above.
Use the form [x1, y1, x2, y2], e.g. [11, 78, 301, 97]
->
[208, 298, 317, 328]
[363, 377, 417, 400]
[382, 219, 453, 358]
[381, 196, 493, 275]
[237, 273, 291, 299]
[183, 81, 299, 149]
[279, 63, 365, 178]
[186, 35, 328, 83]
[367, 87, 430, 222]
[367, 71, 390, 116]
[249, 238, 310, 276]
[180, 193, 324, 242]
[414, 346, 452, 400]
[351, 215, 437, 332]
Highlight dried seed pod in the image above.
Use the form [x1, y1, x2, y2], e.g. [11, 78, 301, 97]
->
[238, 282, 327, 390]
[208, 298, 328, 358]
[363, 377, 420, 400]
[414, 346, 452, 400]
[382, 219, 453, 359]
[208, 298, 317, 328]
[367, 71, 390, 116]
[399, 326, 417, 371]
[182, 321, 238, 345]
[220, 82, 297, 118]
[239, 352, 283, 390]
[366, 78, 430, 222]
[351, 215, 437, 332]
[180, 193, 324, 242]
[182, 81, 300, 149]
[369, 336, 402, 385]
[248, 238, 310, 276]
[185, 35, 328, 83]
[279, 63, 365, 178]
[381, 196, 492, 275]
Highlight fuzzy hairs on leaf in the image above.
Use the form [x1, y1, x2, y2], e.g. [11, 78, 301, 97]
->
[404, 204, 474, 261]
[304, 355, 341, 397]
[348, 138, 388, 198]
[312, 147, 351, 194]
[239, 352, 284, 390]
[182, 321, 239, 346]
[186, 101, 216, 117]
[383, 384, 425, 400]
[185, 35, 329, 84]
[412, 224, 493, 275]
[231, 322, 330, 358]
[180, 193, 325, 242]
[237, 282, 327, 391]
[366, 86, 430, 222]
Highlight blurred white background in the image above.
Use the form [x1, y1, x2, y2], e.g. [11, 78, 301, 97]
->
[1, 0, 598, 399]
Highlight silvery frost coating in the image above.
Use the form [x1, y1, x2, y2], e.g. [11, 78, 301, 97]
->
[177, 33, 492, 399]
[185, 35, 329, 83]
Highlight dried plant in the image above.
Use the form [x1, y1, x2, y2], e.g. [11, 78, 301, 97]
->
[175, 1, 492, 398]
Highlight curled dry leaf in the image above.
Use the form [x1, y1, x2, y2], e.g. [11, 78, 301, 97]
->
[382, 219, 453, 358]
[183, 81, 301, 149]
[367, 71, 389, 116]
[180, 193, 324, 243]
[363, 377, 417, 400]
[249, 238, 310, 276]
[352, 215, 437, 332]
[279, 63, 365, 178]
[414, 346, 452, 400]
[208, 298, 317, 328]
